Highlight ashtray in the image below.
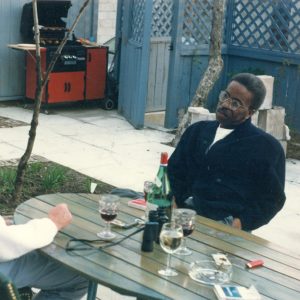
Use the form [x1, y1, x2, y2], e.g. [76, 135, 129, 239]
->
[189, 260, 232, 285]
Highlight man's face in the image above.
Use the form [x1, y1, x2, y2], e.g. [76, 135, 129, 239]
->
[215, 81, 254, 128]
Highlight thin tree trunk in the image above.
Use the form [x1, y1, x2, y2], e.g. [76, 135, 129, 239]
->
[172, 0, 225, 147]
[13, 0, 91, 204]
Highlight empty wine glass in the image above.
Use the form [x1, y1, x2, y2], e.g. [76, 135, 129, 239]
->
[97, 194, 120, 240]
[143, 180, 154, 220]
[158, 222, 183, 277]
[173, 208, 196, 256]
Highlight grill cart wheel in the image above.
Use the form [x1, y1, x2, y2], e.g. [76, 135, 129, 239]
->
[101, 98, 115, 110]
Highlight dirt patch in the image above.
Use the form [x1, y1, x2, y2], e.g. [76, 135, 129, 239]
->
[0, 116, 28, 128]
[0, 159, 115, 215]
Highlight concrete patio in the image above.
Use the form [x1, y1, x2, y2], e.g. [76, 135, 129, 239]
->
[0, 103, 299, 299]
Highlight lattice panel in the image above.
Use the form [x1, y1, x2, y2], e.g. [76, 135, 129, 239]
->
[152, 0, 173, 37]
[130, 0, 146, 44]
[182, 0, 213, 46]
[230, 0, 300, 54]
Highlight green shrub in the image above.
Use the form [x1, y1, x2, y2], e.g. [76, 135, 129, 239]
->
[40, 165, 67, 192]
[0, 167, 16, 201]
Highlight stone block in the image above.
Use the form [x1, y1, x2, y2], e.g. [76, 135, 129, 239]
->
[257, 106, 285, 140]
[257, 75, 274, 110]
[188, 107, 216, 124]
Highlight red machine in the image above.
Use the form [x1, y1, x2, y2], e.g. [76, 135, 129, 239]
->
[21, 0, 113, 109]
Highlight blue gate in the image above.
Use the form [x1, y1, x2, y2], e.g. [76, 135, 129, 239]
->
[117, 0, 153, 128]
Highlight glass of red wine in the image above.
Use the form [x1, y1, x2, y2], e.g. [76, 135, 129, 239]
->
[97, 194, 120, 240]
[173, 208, 196, 256]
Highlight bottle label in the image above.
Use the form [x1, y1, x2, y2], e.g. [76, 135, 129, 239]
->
[151, 198, 170, 208]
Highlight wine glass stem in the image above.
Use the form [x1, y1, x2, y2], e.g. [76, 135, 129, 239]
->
[166, 253, 172, 271]
[181, 237, 187, 249]
[105, 221, 111, 233]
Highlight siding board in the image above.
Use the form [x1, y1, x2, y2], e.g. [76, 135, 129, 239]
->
[146, 37, 170, 112]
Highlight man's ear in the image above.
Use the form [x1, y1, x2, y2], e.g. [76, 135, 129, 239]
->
[245, 108, 256, 120]
[248, 109, 256, 117]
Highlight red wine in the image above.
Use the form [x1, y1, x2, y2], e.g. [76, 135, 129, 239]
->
[182, 225, 195, 237]
[100, 211, 117, 222]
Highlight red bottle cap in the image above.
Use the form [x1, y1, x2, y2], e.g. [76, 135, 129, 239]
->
[160, 152, 168, 165]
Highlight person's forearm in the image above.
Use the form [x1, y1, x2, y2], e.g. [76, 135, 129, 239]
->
[0, 218, 57, 262]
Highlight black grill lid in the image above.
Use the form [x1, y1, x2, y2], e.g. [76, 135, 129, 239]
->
[20, 0, 72, 43]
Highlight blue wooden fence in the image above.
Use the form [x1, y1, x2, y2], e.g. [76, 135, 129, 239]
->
[116, 0, 300, 132]
[166, 0, 300, 131]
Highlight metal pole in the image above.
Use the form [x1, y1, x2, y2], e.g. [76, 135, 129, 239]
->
[87, 281, 98, 300]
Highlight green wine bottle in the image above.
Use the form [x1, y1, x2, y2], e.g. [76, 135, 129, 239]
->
[148, 152, 172, 218]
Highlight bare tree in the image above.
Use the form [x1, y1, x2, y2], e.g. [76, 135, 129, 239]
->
[13, 0, 91, 203]
[172, 0, 225, 147]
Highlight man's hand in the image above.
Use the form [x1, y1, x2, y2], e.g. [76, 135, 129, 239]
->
[48, 203, 72, 230]
[232, 218, 242, 230]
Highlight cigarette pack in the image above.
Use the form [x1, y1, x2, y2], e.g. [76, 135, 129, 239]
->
[212, 253, 231, 266]
[127, 198, 147, 210]
[214, 285, 261, 300]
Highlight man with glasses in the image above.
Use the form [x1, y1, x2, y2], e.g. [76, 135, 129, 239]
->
[168, 73, 286, 231]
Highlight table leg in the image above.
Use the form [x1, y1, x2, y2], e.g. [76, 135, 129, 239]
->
[87, 281, 98, 300]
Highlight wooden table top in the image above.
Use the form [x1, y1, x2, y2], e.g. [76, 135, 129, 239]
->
[14, 193, 300, 300]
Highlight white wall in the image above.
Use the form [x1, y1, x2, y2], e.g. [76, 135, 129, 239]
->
[97, 0, 117, 44]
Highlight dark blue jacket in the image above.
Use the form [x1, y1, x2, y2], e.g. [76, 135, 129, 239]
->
[168, 119, 286, 231]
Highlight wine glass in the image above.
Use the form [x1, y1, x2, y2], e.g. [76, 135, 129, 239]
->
[97, 194, 120, 240]
[173, 208, 196, 256]
[143, 180, 154, 220]
[158, 222, 183, 277]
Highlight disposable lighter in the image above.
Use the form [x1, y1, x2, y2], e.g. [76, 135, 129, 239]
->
[246, 259, 264, 269]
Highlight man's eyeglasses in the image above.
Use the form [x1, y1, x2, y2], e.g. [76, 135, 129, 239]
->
[218, 91, 247, 110]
